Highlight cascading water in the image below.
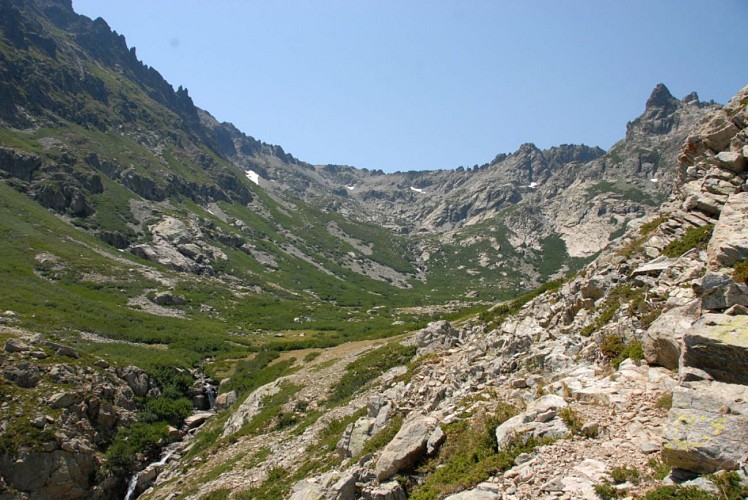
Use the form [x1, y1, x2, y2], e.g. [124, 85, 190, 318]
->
[123, 446, 178, 500]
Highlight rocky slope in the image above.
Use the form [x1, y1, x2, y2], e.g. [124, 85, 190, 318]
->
[142, 87, 748, 499]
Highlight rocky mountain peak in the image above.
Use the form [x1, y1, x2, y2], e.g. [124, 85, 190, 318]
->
[646, 83, 678, 110]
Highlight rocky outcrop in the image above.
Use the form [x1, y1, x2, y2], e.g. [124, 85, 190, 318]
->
[681, 314, 748, 385]
[375, 414, 441, 480]
[662, 381, 748, 473]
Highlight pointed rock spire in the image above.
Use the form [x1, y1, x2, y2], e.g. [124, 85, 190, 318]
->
[646, 83, 678, 110]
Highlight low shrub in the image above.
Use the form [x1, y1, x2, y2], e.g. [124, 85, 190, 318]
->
[558, 407, 584, 435]
[662, 224, 713, 258]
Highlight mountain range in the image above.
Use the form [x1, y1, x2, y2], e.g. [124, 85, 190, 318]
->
[0, 0, 745, 499]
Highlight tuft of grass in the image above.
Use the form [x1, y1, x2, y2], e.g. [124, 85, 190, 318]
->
[647, 457, 671, 481]
[643, 485, 718, 499]
[662, 224, 713, 258]
[303, 351, 322, 363]
[558, 407, 585, 435]
[709, 471, 748, 500]
[600, 335, 644, 369]
[595, 481, 624, 499]
[610, 465, 641, 485]
[732, 259, 748, 286]
[640, 215, 667, 236]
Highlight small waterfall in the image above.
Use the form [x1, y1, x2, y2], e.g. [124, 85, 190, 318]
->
[206, 382, 217, 409]
[122, 446, 178, 500]
[123, 474, 139, 500]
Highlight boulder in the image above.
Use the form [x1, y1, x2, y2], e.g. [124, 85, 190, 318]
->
[694, 273, 748, 311]
[4, 338, 30, 353]
[151, 217, 192, 245]
[152, 291, 186, 306]
[184, 412, 213, 430]
[699, 114, 739, 151]
[2, 360, 41, 388]
[716, 150, 746, 173]
[643, 300, 700, 370]
[214, 390, 237, 411]
[662, 381, 748, 473]
[336, 417, 374, 459]
[116, 365, 150, 397]
[707, 192, 748, 268]
[48, 392, 82, 409]
[681, 314, 748, 385]
[375, 414, 438, 480]
[362, 480, 407, 500]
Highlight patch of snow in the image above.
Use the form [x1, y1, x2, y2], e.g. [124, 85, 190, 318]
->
[245, 170, 260, 185]
[346, 185, 356, 190]
[529, 182, 538, 188]
[650, 178, 658, 183]
[410, 186, 424, 193]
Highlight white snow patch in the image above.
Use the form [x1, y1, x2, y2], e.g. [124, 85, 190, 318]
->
[528, 182, 538, 188]
[650, 178, 658, 183]
[245, 170, 260, 185]
[410, 186, 424, 193]
[346, 185, 356, 190]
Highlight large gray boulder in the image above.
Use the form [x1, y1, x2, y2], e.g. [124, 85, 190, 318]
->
[694, 273, 748, 311]
[375, 414, 438, 481]
[681, 313, 748, 385]
[662, 381, 748, 473]
[708, 192, 748, 268]
[116, 365, 150, 397]
[643, 300, 700, 370]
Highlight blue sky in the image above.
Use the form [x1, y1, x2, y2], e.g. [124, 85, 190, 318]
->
[72, 1, 746, 172]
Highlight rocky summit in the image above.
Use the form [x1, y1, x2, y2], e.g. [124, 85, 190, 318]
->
[0, 0, 747, 499]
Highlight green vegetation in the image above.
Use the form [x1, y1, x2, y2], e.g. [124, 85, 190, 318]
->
[662, 224, 714, 258]
[732, 259, 748, 285]
[234, 409, 367, 499]
[581, 284, 662, 337]
[558, 406, 585, 435]
[326, 343, 417, 407]
[610, 465, 642, 485]
[643, 485, 716, 499]
[354, 415, 404, 461]
[647, 457, 671, 480]
[640, 216, 667, 235]
[600, 335, 644, 368]
[710, 471, 748, 499]
[410, 403, 542, 499]
[586, 181, 659, 206]
[594, 481, 623, 499]
[104, 422, 173, 476]
[230, 383, 301, 438]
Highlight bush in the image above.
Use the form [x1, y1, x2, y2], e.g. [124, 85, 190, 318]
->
[600, 335, 644, 368]
[610, 465, 641, 485]
[104, 422, 172, 476]
[410, 403, 527, 499]
[710, 471, 748, 500]
[662, 225, 713, 258]
[733, 259, 748, 285]
[558, 407, 584, 435]
[647, 457, 671, 480]
[595, 481, 623, 499]
[643, 485, 718, 499]
[655, 393, 673, 410]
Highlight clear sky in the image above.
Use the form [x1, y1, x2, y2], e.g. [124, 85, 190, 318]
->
[72, 1, 746, 173]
